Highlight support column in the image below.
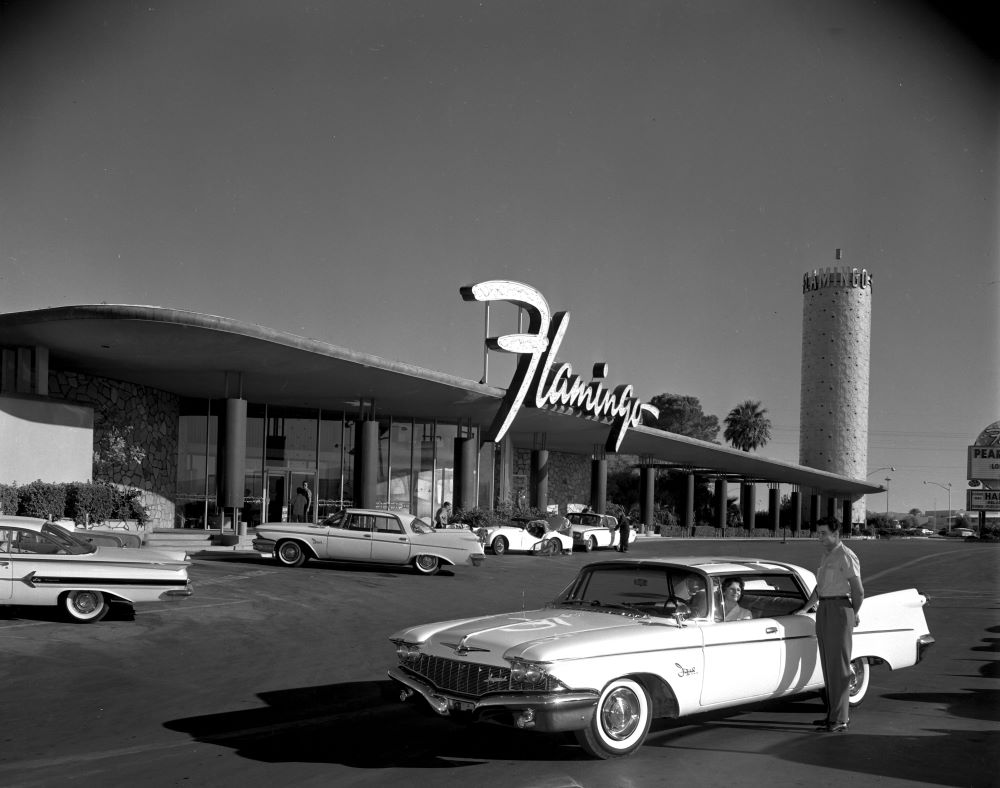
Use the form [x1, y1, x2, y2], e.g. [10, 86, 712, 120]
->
[590, 456, 607, 514]
[742, 483, 756, 531]
[790, 489, 802, 535]
[826, 495, 837, 522]
[531, 449, 548, 512]
[640, 464, 655, 535]
[842, 498, 853, 535]
[355, 420, 379, 509]
[682, 472, 696, 535]
[714, 478, 727, 530]
[221, 398, 247, 510]
[768, 484, 780, 532]
[453, 436, 478, 511]
[809, 493, 821, 533]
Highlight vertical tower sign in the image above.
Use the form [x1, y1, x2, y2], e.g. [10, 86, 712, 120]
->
[799, 254, 873, 525]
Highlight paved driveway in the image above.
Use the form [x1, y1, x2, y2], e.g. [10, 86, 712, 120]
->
[1, 538, 996, 787]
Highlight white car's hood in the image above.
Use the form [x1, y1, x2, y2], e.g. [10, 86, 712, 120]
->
[394, 606, 674, 662]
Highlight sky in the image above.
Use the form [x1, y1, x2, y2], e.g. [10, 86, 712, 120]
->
[1, 0, 997, 517]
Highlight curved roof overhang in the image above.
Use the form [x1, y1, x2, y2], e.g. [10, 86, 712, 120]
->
[0, 304, 881, 496]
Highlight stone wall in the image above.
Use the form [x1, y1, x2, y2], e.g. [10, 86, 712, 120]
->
[49, 370, 179, 530]
[513, 448, 591, 512]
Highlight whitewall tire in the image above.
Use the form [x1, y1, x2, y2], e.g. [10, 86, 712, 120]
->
[575, 677, 651, 759]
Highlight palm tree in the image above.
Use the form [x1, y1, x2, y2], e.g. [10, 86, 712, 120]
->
[723, 400, 772, 452]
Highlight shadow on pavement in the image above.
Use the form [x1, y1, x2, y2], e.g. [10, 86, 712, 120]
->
[163, 680, 581, 767]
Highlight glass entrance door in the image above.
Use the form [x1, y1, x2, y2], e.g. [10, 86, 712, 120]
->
[264, 470, 317, 523]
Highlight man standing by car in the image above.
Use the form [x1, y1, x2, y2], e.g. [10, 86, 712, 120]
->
[797, 519, 865, 732]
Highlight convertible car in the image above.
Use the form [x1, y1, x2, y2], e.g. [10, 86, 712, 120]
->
[388, 556, 934, 758]
[253, 508, 485, 575]
[567, 512, 635, 552]
[1, 516, 192, 623]
[476, 515, 574, 556]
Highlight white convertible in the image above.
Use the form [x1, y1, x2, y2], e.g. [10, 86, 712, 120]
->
[1, 516, 191, 623]
[566, 512, 635, 552]
[253, 508, 485, 576]
[477, 515, 574, 556]
[389, 556, 934, 758]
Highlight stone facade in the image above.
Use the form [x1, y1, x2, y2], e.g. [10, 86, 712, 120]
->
[513, 448, 593, 512]
[800, 265, 872, 524]
[49, 370, 179, 530]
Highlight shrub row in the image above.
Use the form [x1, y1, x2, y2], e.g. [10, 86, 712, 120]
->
[0, 480, 148, 525]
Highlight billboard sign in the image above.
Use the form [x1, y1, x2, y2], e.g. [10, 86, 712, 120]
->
[967, 446, 1000, 482]
[967, 489, 1000, 511]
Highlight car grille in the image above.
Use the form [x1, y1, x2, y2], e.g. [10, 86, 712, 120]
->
[408, 655, 560, 698]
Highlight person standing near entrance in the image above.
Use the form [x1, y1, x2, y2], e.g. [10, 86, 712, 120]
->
[617, 512, 630, 552]
[291, 487, 308, 523]
[796, 520, 864, 732]
[302, 482, 313, 523]
[434, 501, 451, 529]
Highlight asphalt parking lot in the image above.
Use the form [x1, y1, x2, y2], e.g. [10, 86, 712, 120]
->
[1, 537, 998, 788]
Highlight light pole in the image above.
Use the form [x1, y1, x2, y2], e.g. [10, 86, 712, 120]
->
[924, 480, 952, 531]
[867, 466, 895, 477]
[884, 477, 891, 515]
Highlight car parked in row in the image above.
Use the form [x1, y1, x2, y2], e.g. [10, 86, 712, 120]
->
[476, 515, 574, 556]
[566, 511, 635, 552]
[389, 556, 934, 758]
[1, 516, 191, 623]
[253, 508, 485, 575]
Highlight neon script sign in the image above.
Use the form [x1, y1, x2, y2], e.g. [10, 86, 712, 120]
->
[460, 280, 659, 452]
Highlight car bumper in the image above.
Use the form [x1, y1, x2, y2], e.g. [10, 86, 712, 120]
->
[158, 586, 193, 601]
[916, 634, 935, 663]
[388, 666, 598, 733]
[252, 538, 275, 552]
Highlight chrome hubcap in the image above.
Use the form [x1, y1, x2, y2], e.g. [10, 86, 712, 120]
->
[601, 688, 640, 740]
[74, 592, 98, 614]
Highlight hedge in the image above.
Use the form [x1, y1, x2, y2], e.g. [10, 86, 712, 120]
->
[1, 480, 148, 525]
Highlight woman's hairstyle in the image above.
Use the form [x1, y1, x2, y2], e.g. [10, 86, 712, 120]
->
[722, 576, 745, 592]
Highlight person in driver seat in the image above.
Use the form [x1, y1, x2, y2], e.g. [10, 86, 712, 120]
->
[678, 573, 708, 617]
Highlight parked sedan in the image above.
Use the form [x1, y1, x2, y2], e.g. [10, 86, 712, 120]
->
[1, 516, 191, 623]
[567, 512, 635, 552]
[389, 556, 934, 758]
[253, 508, 485, 576]
[476, 516, 574, 556]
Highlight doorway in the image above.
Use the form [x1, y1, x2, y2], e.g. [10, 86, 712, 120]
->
[265, 470, 317, 523]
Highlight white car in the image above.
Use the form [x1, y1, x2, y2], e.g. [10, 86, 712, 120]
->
[253, 508, 485, 576]
[389, 556, 934, 758]
[1, 516, 191, 623]
[567, 512, 635, 552]
[477, 516, 574, 556]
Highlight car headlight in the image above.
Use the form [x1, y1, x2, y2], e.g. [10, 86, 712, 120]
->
[508, 659, 550, 686]
[393, 640, 422, 665]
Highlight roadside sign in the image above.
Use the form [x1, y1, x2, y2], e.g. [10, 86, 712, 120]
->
[967, 489, 1000, 511]
[968, 446, 1000, 482]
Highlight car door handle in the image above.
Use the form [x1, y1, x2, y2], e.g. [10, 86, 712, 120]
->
[766, 627, 778, 634]
[398, 537, 407, 542]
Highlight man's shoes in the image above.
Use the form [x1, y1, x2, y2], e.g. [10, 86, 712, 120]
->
[816, 721, 849, 732]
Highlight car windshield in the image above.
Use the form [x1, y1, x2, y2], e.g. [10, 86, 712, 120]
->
[552, 565, 702, 618]
[41, 523, 96, 555]
[568, 513, 602, 526]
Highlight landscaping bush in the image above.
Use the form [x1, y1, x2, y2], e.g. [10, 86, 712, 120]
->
[17, 480, 67, 519]
[65, 482, 121, 525]
[0, 483, 16, 516]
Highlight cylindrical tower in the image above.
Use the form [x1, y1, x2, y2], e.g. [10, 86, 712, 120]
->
[799, 252, 873, 526]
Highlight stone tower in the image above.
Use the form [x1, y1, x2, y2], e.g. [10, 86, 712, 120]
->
[799, 252, 873, 525]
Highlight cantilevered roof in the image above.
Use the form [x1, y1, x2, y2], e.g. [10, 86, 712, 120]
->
[0, 304, 881, 496]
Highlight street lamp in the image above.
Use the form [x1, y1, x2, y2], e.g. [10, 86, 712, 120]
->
[867, 466, 896, 477]
[884, 477, 891, 515]
[924, 480, 952, 531]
